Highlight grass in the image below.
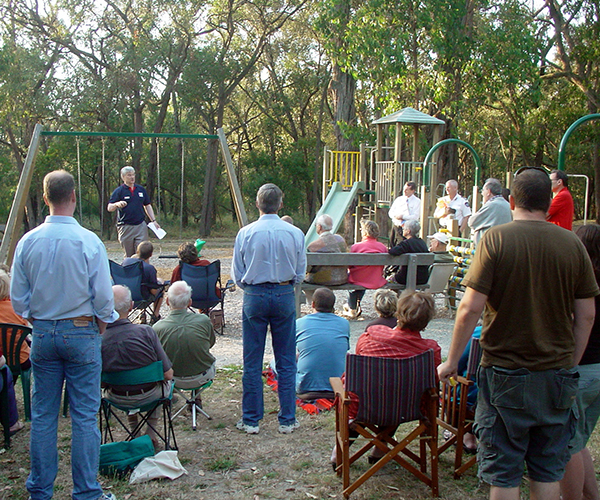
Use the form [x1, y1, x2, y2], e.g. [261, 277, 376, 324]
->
[4, 363, 600, 499]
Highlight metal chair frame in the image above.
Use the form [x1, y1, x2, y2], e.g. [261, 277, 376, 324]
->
[99, 361, 177, 450]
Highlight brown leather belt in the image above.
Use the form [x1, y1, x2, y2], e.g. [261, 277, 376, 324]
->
[254, 281, 291, 285]
[109, 383, 158, 396]
[32, 316, 93, 322]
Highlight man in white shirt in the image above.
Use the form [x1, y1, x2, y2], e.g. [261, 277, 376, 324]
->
[388, 181, 421, 247]
[434, 179, 471, 234]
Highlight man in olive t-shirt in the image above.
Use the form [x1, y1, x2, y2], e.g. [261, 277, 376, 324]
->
[153, 281, 216, 389]
[438, 168, 598, 500]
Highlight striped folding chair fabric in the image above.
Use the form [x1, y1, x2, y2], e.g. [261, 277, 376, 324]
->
[437, 336, 483, 479]
[331, 350, 439, 498]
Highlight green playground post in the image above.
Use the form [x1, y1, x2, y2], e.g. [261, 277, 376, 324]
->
[422, 139, 482, 191]
[557, 114, 600, 171]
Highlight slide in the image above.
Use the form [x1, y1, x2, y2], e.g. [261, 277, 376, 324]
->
[305, 181, 366, 248]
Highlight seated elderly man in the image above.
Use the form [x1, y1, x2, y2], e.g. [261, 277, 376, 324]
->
[296, 288, 349, 399]
[123, 240, 164, 322]
[153, 281, 216, 408]
[101, 285, 173, 450]
[305, 214, 348, 286]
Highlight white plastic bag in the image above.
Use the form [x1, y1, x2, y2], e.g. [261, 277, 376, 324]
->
[129, 450, 188, 484]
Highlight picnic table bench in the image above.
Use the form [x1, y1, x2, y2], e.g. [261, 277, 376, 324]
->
[295, 252, 434, 316]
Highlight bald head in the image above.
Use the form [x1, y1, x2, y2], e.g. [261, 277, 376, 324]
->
[113, 285, 133, 318]
[167, 280, 193, 310]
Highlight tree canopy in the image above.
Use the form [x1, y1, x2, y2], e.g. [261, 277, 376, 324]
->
[1, 0, 599, 235]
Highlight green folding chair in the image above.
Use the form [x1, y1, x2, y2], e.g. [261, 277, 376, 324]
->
[99, 361, 177, 450]
[0, 323, 32, 421]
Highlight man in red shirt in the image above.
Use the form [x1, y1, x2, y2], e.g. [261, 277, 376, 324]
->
[547, 170, 574, 230]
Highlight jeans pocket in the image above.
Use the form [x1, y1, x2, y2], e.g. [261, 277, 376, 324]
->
[63, 331, 100, 365]
[30, 331, 48, 363]
[490, 367, 526, 410]
[553, 368, 579, 410]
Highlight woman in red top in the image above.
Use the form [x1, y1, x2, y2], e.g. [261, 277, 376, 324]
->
[343, 220, 387, 319]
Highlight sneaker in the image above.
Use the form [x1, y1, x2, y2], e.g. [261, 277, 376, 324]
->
[278, 421, 300, 434]
[236, 419, 259, 434]
[100, 494, 117, 500]
[341, 304, 359, 320]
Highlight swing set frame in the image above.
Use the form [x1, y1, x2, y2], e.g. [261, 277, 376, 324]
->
[0, 125, 247, 267]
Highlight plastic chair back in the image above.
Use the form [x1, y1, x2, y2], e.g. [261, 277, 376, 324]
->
[0, 322, 33, 420]
[425, 262, 456, 294]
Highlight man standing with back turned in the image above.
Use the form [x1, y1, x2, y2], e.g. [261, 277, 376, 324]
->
[438, 167, 598, 500]
[232, 183, 306, 434]
[11, 170, 119, 500]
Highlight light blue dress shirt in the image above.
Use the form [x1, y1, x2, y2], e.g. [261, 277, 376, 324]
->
[232, 214, 306, 287]
[11, 215, 118, 323]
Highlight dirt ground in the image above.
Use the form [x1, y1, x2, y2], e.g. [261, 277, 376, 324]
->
[0, 238, 495, 499]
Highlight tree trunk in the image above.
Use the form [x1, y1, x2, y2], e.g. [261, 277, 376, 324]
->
[330, 64, 357, 152]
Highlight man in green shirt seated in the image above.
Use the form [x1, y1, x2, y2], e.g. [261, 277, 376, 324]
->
[154, 281, 216, 405]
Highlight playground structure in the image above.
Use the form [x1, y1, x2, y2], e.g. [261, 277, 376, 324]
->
[312, 111, 600, 249]
[0, 125, 248, 267]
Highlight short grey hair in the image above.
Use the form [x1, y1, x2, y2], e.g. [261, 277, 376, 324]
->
[256, 183, 283, 214]
[360, 219, 380, 239]
[120, 166, 135, 179]
[373, 289, 398, 318]
[484, 178, 503, 196]
[316, 214, 333, 231]
[113, 285, 132, 315]
[168, 280, 193, 310]
[404, 219, 420, 237]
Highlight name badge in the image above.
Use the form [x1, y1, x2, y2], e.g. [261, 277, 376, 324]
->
[124, 196, 130, 200]
[139, 192, 144, 197]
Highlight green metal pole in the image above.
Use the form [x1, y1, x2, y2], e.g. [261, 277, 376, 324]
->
[41, 131, 218, 139]
[557, 114, 600, 171]
[422, 139, 482, 190]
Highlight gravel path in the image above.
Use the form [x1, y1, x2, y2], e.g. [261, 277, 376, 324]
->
[106, 238, 457, 367]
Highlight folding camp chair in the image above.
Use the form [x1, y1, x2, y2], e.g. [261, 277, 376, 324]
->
[0, 366, 10, 448]
[179, 260, 234, 334]
[109, 260, 164, 324]
[437, 337, 483, 478]
[172, 380, 213, 430]
[99, 361, 177, 451]
[330, 351, 439, 498]
[0, 323, 33, 421]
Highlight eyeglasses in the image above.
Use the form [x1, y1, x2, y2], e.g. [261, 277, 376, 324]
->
[514, 166, 550, 178]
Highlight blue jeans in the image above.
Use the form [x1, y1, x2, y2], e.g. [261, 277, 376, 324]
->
[26, 319, 103, 500]
[241, 284, 297, 426]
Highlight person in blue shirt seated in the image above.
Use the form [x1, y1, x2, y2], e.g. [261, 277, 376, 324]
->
[295, 288, 350, 400]
[123, 240, 165, 322]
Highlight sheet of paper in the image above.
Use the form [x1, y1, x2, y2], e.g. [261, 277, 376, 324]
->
[148, 222, 166, 240]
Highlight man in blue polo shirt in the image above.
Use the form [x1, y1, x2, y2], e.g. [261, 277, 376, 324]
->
[108, 166, 160, 257]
